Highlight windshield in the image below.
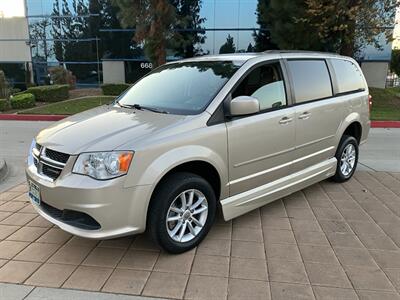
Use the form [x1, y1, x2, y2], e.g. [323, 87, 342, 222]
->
[116, 60, 242, 115]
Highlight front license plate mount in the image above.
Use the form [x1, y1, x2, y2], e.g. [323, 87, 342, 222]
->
[28, 181, 41, 205]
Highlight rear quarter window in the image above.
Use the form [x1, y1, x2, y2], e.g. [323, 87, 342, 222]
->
[330, 59, 365, 94]
[287, 60, 333, 104]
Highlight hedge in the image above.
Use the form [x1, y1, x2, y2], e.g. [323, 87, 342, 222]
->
[10, 93, 35, 109]
[26, 84, 69, 102]
[0, 99, 9, 111]
[101, 83, 130, 96]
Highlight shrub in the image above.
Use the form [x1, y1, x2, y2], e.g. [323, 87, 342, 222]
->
[49, 66, 76, 88]
[101, 83, 130, 96]
[0, 99, 9, 111]
[26, 85, 69, 102]
[10, 93, 35, 109]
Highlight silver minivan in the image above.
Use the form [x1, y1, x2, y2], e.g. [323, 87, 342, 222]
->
[26, 51, 370, 253]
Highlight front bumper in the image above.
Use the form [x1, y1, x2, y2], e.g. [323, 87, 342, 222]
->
[26, 163, 152, 239]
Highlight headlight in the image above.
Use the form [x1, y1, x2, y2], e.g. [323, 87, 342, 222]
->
[73, 151, 134, 180]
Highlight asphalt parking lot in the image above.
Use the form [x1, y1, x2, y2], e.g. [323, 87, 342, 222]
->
[1, 171, 400, 299]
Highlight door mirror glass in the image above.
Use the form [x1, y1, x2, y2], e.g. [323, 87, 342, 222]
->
[229, 96, 260, 116]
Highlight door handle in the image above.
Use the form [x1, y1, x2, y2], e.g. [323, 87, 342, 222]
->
[279, 116, 293, 125]
[298, 112, 311, 120]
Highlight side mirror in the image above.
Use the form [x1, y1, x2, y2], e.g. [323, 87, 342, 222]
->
[229, 96, 260, 116]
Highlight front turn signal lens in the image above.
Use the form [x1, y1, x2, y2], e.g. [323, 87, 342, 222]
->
[119, 152, 134, 172]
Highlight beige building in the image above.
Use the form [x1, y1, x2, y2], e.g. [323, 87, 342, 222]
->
[0, 0, 30, 62]
[393, 7, 400, 49]
[0, 17, 31, 63]
[0, 0, 32, 84]
[361, 61, 390, 89]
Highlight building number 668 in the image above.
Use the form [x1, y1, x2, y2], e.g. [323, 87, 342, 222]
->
[140, 62, 153, 69]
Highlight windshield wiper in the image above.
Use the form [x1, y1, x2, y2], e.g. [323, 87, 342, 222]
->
[131, 104, 169, 114]
[117, 100, 169, 114]
[116, 100, 134, 109]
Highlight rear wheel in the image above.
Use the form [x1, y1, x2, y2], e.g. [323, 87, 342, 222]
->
[148, 172, 216, 253]
[331, 135, 359, 182]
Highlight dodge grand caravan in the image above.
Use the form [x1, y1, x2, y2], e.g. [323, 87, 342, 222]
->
[26, 51, 370, 253]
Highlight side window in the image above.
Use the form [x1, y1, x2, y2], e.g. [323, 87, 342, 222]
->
[232, 63, 287, 111]
[287, 60, 333, 103]
[331, 59, 365, 94]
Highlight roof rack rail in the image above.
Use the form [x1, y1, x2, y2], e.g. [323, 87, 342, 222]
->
[262, 50, 339, 55]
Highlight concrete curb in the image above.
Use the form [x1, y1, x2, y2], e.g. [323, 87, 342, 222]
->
[0, 158, 8, 183]
[371, 121, 400, 128]
[0, 114, 67, 121]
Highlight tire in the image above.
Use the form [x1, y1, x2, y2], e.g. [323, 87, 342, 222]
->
[331, 135, 359, 183]
[148, 172, 216, 254]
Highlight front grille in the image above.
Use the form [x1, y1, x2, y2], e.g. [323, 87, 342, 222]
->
[45, 148, 69, 164]
[40, 201, 101, 230]
[32, 143, 70, 181]
[42, 164, 62, 179]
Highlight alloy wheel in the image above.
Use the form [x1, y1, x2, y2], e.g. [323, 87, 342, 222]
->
[340, 144, 356, 177]
[166, 189, 208, 243]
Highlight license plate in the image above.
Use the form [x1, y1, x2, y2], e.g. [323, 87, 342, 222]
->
[28, 181, 41, 205]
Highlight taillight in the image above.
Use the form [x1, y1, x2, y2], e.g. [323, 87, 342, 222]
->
[368, 95, 372, 115]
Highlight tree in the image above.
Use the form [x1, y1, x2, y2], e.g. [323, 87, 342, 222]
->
[299, 0, 399, 57]
[30, 18, 52, 61]
[51, 0, 64, 63]
[247, 43, 254, 52]
[61, 0, 96, 79]
[171, 0, 206, 58]
[112, 0, 178, 67]
[258, 0, 325, 52]
[87, 0, 141, 59]
[257, 0, 398, 57]
[253, 0, 278, 51]
[219, 35, 236, 54]
[391, 49, 400, 76]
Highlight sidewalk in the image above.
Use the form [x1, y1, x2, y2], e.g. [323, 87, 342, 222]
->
[358, 128, 400, 172]
[0, 283, 166, 300]
[1, 171, 400, 299]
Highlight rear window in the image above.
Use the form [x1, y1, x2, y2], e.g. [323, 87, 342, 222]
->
[330, 59, 365, 94]
[287, 60, 333, 103]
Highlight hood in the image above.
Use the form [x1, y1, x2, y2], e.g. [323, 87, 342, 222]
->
[35, 105, 188, 154]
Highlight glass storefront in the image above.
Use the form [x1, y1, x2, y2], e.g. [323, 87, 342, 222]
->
[0, 1, 393, 88]
[23, 0, 262, 86]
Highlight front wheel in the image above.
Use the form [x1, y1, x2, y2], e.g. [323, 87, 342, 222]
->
[148, 172, 216, 253]
[331, 135, 359, 183]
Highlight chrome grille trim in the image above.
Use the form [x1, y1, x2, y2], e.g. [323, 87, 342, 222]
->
[41, 153, 66, 169]
[31, 144, 70, 182]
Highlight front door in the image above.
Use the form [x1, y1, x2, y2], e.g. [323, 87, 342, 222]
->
[226, 62, 295, 196]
